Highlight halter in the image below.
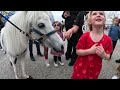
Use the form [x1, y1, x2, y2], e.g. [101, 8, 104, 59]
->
[29, 26, 57, 43]
[0, 13, 57, 44]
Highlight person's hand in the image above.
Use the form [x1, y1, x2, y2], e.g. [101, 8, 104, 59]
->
[96, 44, 105, 58]
[89, 43, 98, 54]
[64, 29, 73, 39]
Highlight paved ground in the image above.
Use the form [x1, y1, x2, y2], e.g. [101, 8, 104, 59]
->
[0, 30, 120, 79]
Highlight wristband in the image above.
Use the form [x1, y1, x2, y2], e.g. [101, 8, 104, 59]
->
[103, 53, 107, 60]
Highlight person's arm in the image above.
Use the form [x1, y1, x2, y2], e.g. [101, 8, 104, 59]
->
[103, 52, 110, 60]
[76, 48, 92, 56]
[76, 43, 97, 56]
[64, 25, 79, 39]
[69, 25, 79, 34]
[70, 11, 86, 34]
[96, 40, 112, 60]
[64, 11, 86, 39]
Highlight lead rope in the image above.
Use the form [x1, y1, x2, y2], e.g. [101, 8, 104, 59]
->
[0, 13, 31, 38]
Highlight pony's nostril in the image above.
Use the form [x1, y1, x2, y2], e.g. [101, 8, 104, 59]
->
[61, 45, 64, 50]
[53, 48, 58, 52]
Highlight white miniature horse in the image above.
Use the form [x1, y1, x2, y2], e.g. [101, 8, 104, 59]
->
[0, 11, 63, 79]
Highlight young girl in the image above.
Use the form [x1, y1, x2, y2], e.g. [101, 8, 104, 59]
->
[72, 11, 113, 79]
[50, 21, 65, 67]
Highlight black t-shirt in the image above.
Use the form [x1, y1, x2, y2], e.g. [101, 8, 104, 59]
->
[62, 11, 79, 31]
[74, 11, 89, 37]
[64, 16, 75, 31]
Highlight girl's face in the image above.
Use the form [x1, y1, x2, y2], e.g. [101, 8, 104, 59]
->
[53, 22, 61, 31]
[64, 11, 70, 16]
[90, 11, 106, 27]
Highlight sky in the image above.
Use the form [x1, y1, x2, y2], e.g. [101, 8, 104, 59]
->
[51, 11, 63, 21]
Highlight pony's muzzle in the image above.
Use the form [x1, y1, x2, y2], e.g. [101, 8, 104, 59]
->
[53, 45, 64, 52]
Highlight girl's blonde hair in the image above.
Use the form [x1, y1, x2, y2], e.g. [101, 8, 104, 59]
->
[87, 11, 106, 31]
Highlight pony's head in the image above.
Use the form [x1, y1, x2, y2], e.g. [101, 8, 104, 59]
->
[26, 11, 63, 52]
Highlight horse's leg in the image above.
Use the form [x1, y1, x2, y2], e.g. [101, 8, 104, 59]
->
[9, 56, 19, 79]
[20, 58, 33, 79]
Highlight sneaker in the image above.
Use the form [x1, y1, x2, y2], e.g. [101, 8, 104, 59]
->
[58, 61, 64, 66]
[68, 59, 75, 66]
[65, 56, 71, 60]
[45, 60, 50, 67]
[54, 62, 58, 67]
[115, 59, 120, 63]
[112, 75, 119, 79]
[30, 56, 35, 61]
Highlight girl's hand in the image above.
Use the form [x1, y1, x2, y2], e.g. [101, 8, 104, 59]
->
[96, 44, 105, 58]
[89, 43, 97, 54]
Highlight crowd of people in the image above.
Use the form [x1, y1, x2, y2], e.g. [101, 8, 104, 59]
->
[0, 11, 120, 79]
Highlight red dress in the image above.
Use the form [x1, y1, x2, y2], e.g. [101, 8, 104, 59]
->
[72, 32, 113, 79]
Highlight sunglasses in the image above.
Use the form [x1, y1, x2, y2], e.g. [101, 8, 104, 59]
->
[53, 24, 61, 27]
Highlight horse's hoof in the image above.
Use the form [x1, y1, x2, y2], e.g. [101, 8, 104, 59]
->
[27, 75, 33, 79]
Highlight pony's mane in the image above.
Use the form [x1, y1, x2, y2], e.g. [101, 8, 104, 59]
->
[2, 11, 30, 56]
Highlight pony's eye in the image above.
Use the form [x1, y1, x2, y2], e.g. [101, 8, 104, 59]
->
[38, 23, 45, 28]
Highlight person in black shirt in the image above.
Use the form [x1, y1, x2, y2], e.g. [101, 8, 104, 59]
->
[62, 11, 79, 62]
[64, 11, 89, 66]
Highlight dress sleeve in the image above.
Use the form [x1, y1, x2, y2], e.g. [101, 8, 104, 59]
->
[106, 37, 113, 54]
[76, 32, 87, 50]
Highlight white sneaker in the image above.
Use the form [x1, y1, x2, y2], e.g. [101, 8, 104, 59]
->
[58, 61, 64, 66]
[54, 62, 58, 67]
[45, 60, 50, 67]
[112, 75, 119, 79]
